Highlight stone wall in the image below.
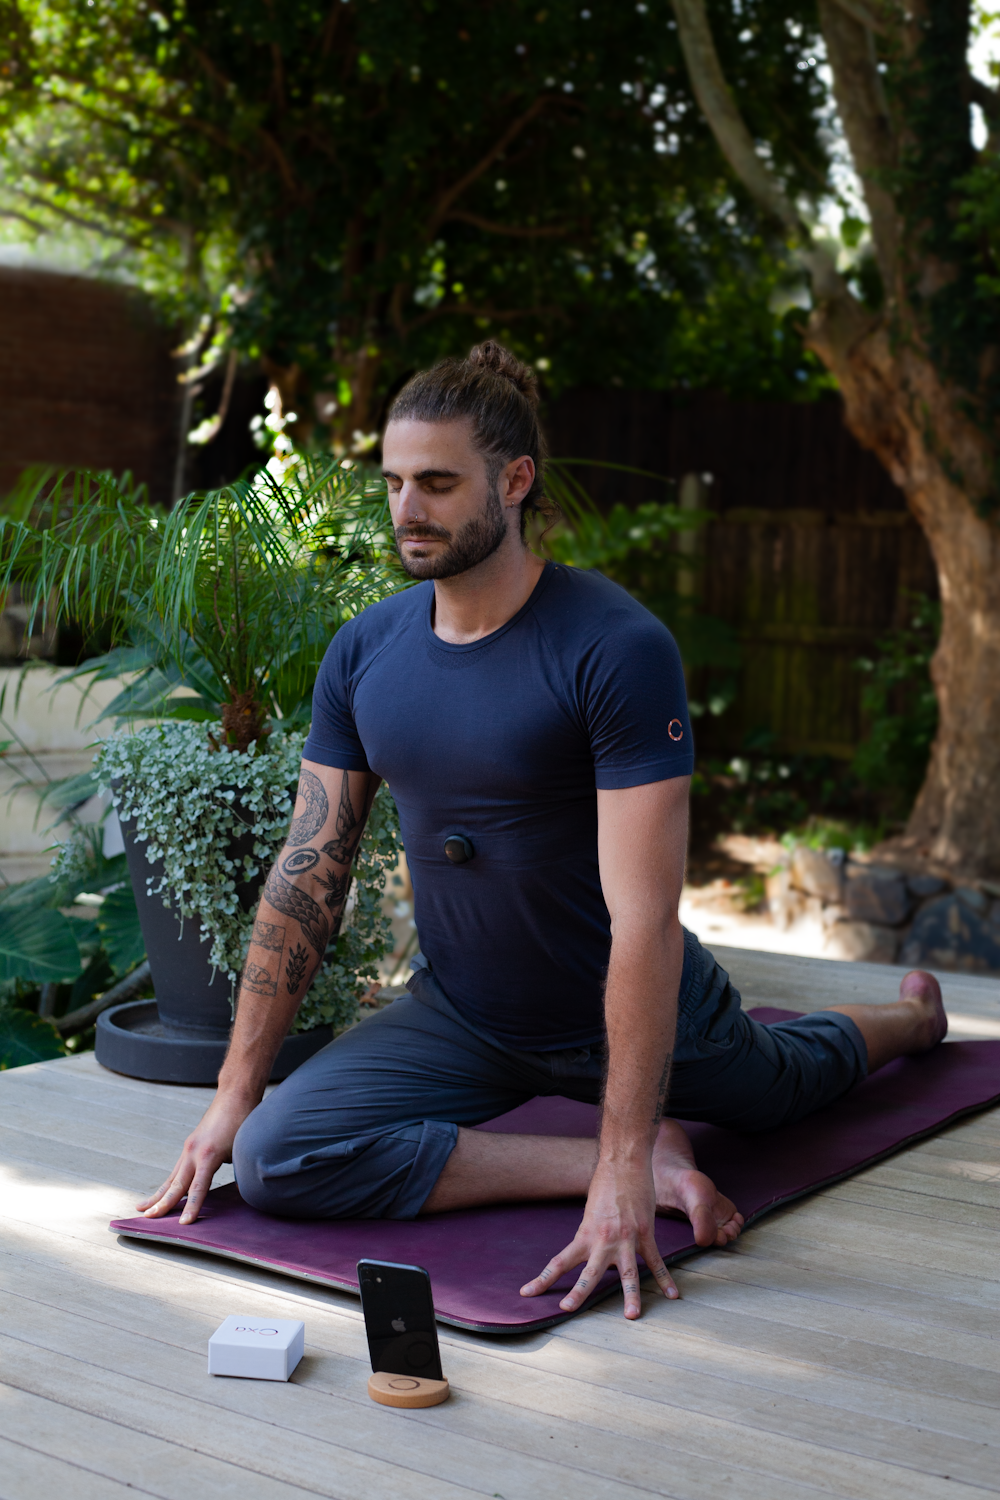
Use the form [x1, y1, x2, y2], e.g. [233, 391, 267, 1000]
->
[768, 847, 1000, 974]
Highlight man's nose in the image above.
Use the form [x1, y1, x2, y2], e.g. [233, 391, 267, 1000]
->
[393, 481, 427, 524]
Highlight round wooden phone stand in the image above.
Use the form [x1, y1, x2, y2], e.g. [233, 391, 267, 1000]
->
[368, 1371, 450, 1408]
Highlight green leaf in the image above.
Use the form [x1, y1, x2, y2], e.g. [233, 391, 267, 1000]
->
[0, 907, 83, 984]
[96, 885, 146, 975]
[0, 1008, 68, 1069]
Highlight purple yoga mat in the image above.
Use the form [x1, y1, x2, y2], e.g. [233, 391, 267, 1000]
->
[111, 1009, 1000, 1332]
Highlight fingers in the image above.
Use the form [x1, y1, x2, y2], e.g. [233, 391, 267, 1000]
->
[179, 1168, 216, 1225]
[135, 1176, 175, 1212]
[559, 1249, 609, 1314]
[520, 1239, 584, 1298]
[140, 1167, 194, 1219]
[638, 1233, 679, 1307]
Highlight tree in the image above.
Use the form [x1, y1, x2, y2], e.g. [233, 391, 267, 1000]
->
[671, 0, 1000, 876]
[0, 0, 831, 453]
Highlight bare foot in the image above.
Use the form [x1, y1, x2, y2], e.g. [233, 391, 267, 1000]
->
[652, 1118, 744, 1248]
[898, 969, 948, 1052]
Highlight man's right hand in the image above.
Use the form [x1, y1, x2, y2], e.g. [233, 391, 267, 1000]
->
[135, 1091, 255, 1225]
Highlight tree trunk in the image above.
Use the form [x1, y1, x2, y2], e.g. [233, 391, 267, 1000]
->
[807, 297, 1000, 876]
[671, 0, 1000, 877]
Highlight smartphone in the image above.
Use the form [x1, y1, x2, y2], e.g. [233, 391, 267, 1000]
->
[357, 1259, 444, 1381]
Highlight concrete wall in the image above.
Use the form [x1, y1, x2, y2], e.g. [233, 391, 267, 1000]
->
[0, 666, 125, 884]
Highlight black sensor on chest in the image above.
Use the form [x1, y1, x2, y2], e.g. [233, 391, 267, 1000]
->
[443, 835, 475, 865]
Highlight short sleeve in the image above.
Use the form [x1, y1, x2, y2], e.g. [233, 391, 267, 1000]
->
[302, 627, 372, 772]
[582, 610, 694, 789]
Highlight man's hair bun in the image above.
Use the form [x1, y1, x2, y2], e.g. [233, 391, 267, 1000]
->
[387, 339, 550, 535]
[467, 340, 539, 409]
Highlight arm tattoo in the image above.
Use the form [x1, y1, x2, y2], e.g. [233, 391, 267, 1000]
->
[652, 1051, 673, 1127]
[320, 769, 361, 865]
[262, 867, 330, 957]
[287, 768, 329, 846]
[240, 919, 286, 998]
[282, 847, 320, 876]
[284, 943, 309, 995]
[311, 864, 351, 913]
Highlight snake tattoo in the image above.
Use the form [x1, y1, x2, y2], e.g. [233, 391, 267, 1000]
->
[287, 768, 329, 847]
[262, 867, 330, 956]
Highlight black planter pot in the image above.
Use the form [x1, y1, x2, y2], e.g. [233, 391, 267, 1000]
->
[96, 803, 331, 1083]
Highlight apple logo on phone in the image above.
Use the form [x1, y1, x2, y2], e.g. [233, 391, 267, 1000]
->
[391, 1317, 406, 1332]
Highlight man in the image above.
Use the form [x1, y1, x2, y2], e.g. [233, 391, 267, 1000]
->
[139, 341, 947, 1322]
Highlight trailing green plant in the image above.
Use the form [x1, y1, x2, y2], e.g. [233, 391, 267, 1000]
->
[853, 593, 941, 817]
[55, 722, 401, 1035]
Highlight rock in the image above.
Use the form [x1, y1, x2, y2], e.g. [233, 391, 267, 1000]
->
[907, 873, 947, 899]
[898, 894, 1000, 973]
[843, 865, 911, 926]
[790, 846, 843, 904]
[766, 868, 805, 931]
[825, 921, 899, 964]
[955, 886, 988, 916]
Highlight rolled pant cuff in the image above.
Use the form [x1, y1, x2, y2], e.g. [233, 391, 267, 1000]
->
[388, 1118, 459, 1219]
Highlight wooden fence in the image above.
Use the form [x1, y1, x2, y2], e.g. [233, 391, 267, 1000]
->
[544, 389, 938, 758]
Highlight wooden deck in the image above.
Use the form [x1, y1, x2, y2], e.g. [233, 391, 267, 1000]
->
[2, 949, 999, 1500]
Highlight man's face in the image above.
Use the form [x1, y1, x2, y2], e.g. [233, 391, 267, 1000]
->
[382, 418, 514, 580]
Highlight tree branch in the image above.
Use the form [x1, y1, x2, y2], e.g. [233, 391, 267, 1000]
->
[670, 0, 842, 300]
[817, 0, 899, 285]
[428, 95, 557, 234]
[827, 0, 889, 38]
[55, 960, 152, 1037]
[445, 210, 571, 237]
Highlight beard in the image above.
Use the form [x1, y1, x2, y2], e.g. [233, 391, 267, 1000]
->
[395, 478, 508, 580]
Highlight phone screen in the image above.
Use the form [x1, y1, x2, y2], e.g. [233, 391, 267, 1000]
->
[357, 1259, 444, 1381]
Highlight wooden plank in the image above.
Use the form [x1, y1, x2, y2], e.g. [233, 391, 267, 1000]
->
[0, 1386, 325, 1500]
[2, 1312, 857, 1500]
[1, 1274, 986, 1500]
[4, 1225, 998, 1496]
[13, 1217, 998, 1457]
[820, 1179, 1000, 1233]
[677, 1241, 1000, 1342]
[0, 1432, 161, 1500]
[0, 1121, 225, 1197]
[851, 1160, 1000, 1208]
[750, 1195, 1000, 1281]
[737, 1219, 1000, 1311]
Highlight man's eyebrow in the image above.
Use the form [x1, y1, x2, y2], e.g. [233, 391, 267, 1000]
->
[380, 467, 462, 480]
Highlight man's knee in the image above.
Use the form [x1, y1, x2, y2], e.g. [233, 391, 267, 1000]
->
[232, 1101, 459, 1220]
[232, 1103, 292, 1215]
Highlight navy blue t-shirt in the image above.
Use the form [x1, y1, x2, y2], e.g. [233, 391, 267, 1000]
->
[303, 562, 693, 1049]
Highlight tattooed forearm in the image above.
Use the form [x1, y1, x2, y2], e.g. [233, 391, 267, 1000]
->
[311, 864, 351, 913]
[652, 1051, 673, 1127]
[284, 943, 309, 995]
[319, 769, 361, 864]
[282, 848, 320, 876]
[240, 918, 286, 998]
[287, 768, 329, 847]
[262, 867, 330, 956]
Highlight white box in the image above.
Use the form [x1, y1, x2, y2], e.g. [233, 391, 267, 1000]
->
[208, 1316, 305, 1381]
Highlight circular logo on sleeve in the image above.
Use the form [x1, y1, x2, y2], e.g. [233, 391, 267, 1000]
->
[668, 719, 684, 741]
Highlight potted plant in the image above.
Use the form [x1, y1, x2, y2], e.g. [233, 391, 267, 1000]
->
[1, 459, 406, 1081]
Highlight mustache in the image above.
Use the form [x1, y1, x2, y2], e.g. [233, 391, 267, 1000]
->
[394, 523, 452, 542]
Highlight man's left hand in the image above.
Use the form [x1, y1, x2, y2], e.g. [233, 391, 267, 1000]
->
[520, 1157, 678, 1320]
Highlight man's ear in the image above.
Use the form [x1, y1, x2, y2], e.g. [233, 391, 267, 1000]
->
[503, 455, 535, 506]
